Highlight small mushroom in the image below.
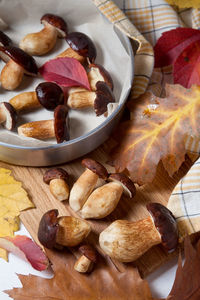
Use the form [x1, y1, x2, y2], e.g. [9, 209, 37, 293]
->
[81, 173, 136, 219]
[0, 31, 12, 47]
[63, 32, 96, 64]
[20, 14, 68, 56]
[43, 167, 69, 201]
[69, 158, 108, 212]
[0, 46, 38, 90]
[74, 244, 97, 273]
[0, 102, 17, 130]
[38, 209, 91, 249]
[9, 82, 64, 112]
[88, 63, 113, 91]
[68, 81, 115, 116]
[18, 104, 69, 143]
[99, 203, 179, 262]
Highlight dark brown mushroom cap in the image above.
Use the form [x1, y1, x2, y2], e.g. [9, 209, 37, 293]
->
[38, 209, 59, 249]
[108, 173, 136, 198]
[54, 105, 69, 143]
[81, 158, 108, 180]
[89, 63, 114, 91]
[0, 31, 12, 47]
[0, 46, 38, 75]
[0, 102, 17, 130]
[79, 244, 97, 263]
[66, 32, 97, 63]
[146, 203, 178, 251]
[43, 167, 69, 184]
[36, 82, 64, 111]
[94, 81, 115, 116]
[41, 14, 68, 37]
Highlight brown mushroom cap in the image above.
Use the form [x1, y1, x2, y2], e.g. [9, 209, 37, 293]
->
[0, 46, 38, 75]
[41, 14, 68, 38]
[66, 32, 97, 63]
[146, 203, 178, 251]
[89, 63, 114, 91]
[38, 209, 59, 249]
[54, 104, 69, 143]
[94, 81, 115, 116]
[0, 31, 12, 47]
[43, 167, 69, 184]
[81, 158, 108, 180]
[108, 173, 136, 198]
[36, 82, 64, 111]
[0, 102, 17, 130]
[79, 244, 97, 263]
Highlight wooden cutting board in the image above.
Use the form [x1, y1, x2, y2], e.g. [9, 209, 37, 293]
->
[0, 143, 193, 277]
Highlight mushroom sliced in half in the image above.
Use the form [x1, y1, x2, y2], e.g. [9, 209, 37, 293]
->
[99, 203, 179, 262]
[60, 32, 96, 64]
[9, 82, 64, 112]
[68, 81, 115, 116]
[0, 102, 17, 130]
[38, 209, 91, 249]
[81, 173, 136, 219]
[20, 14, 68, 56]
[88, 63, 113, 91]
[18, 105, 69, 143]
[0, 46, 38, 90]
[69, 158, 108, 212]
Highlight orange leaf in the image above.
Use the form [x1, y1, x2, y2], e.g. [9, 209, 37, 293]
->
[110, 84, 200, 185]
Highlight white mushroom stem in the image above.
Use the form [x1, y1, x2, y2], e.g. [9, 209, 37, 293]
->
[57, 47, 85, 64]
[88, 67, 105, 91]
[18, 119, 55, 139]
[74, 255, 93, 273]
[19, 23, 57, 56]
[9, 91, 40, 111]
[81, 182, 123, 219]
[69, 168, 99, 212]
[49, 178, 69, 201]
[0, 60, 24, 90]
[68, 91, 95, 109]
[99, 217, 161, 262]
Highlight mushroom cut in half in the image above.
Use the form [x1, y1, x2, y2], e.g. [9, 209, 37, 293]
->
[20, 14, 68, 56]
[99, 203, 179, 262]
[0, 46, 38, 90]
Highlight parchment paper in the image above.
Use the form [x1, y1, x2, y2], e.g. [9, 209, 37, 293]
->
[0, 0, 132, 147]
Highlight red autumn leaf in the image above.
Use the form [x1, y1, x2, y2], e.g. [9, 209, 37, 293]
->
[110, 84, 200, 185]
[0, 235, 49, 271]
[154, 28, 200, 68]
[173, 40, 200, 88]
[39, 57, 91, 90]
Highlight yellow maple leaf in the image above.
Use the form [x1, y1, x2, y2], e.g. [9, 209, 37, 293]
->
[166, 0, 200, 8]
[0, 168, 34, 260]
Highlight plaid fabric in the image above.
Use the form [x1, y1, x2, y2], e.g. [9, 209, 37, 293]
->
[93, 0, 200, 236]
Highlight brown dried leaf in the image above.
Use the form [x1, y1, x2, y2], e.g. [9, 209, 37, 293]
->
[6, 248, 154, 300]
[110, 84, 200, 185]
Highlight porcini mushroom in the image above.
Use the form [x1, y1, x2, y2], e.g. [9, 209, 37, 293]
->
[69, 158, 108, 212]
[38, 209, 91, 248]
[0, 46, 38, 90]
[99, 203, 179, 262]
[57, 32, 96, 64]
[20, 14, 68, 56]
[0, 102, 17, 130]
[74, 244, 97, 273]
[0, 31, 12, 47]
[68, 81, 115, 116]
[88, 63, 113, 91]
[81, 173, 136, 219]
[43, 167, 69, 201]
[18, 104, 69, 143]
[9, 82, 64, 112]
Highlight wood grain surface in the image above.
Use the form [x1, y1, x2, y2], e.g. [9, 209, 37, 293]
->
[0, 144, 193, 277]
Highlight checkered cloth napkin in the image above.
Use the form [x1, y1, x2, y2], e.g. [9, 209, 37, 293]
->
[93, 0, 200, 238]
